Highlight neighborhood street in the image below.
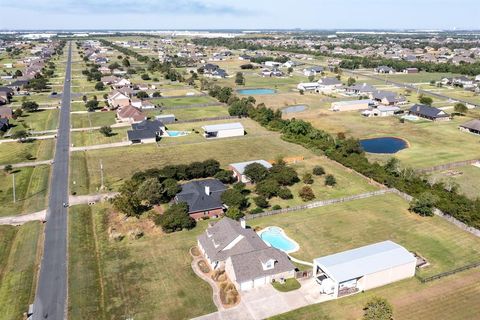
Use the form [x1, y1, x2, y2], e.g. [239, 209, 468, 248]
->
[33, 42, 72, 320]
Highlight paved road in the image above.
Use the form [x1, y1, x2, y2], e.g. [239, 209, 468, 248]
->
[33, 42, 72, 320]
[343, 69, 480, 108]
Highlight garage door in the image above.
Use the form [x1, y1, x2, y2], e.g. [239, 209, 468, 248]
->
[240, 280, 253, 291]
[253, 277, 266, 287]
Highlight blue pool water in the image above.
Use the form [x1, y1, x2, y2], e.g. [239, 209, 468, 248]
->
[237, 88, 276, 95]
[260, 227, 298, 253]
[360, 137, 408, 154]
[282, 105, 307, 114]
[167, 130, 188, 137]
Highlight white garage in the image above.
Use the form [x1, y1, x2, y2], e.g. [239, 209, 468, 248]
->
[202, 122, 245, 139]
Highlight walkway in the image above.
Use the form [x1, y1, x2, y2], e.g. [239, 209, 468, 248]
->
[190, 251, 224, 311]
[69, 192, 118, 206]
[70, 141, 130, 151]
[0, 210, 46, 225]
[0, 160, 53, 169]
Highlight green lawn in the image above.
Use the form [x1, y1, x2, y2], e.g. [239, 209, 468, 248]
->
[68, 204, 216, 320]
[0, 165, 50, 217]
[272, 278, 301, 292]
[0, 140, 55, 165]
[71, 112, 116, 128]
[7, 109, 59, 134]
[250, 193, 480, 278]
[0, 222, 42, 320]
[144, 105, 229, 121]
[71, 128, 128, 147]
[428, 164, 480, 200]
[152, 96, 217, 108]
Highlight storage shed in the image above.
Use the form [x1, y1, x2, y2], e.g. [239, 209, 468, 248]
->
[202, 122, 245, 139]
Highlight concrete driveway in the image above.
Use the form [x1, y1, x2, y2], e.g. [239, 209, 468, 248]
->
[194, 278, 333, 320]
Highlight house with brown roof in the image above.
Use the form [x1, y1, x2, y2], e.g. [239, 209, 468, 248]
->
[459, 119, 480, 136]
[116, 105, 146, 123]
[0, 106, 13, 118]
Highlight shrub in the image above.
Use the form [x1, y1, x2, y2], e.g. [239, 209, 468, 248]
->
[325, 174, 337, 186]
[250, 208, 264, 215]
[312, 166, 325, 176]
[221, 189, 247, 209]
[272, 205, 282, 210]
[409, 192, 437, 217]
[363, 297, 393, 320]
[225, 207, 244, 220]
[254, 195, 269, 208]
[299, 186, 315, 201]
[302, 173, 314, 184]
[277, 187, 293, 200]
[255, 179, 280, 198]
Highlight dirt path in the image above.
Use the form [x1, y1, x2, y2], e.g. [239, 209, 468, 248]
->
[0, 210, 46, 225]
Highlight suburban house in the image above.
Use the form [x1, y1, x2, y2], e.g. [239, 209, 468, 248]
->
[408, 104, 450, 121]
[331, 99, 376, 112]
[0, 106, 13, 119]
[459, 119, 480, 136]
[154, 114, 176, 124]
[374, 66, 396, 74]
[197, 217, 296, 291]
[303, 66, 324, 77]
[116, 105, 146, 123]
[175, 179, 227, 219]
[313, 241, 416, 298]
[370, 91, 406, 106]
[127, 119, 165, 144]
[403, 68, 419, 74]
[101, 75, 120, 85]
[229, 160, 273, 183]
[317, 77, 343, 93]
[362, 105, 401, 117]
[111, 78, 132, 89]
[131, 98, 155, 110]
[297, 82, 320, 92]
[202, 122, 245, 139]
[107, 90, 131, 109]
[345, 83, 376, 95]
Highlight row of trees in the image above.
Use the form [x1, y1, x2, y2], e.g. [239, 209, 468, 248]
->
[207, 86, 480, 229]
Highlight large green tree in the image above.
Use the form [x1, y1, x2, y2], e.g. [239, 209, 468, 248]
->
[363, 297, 393, 320]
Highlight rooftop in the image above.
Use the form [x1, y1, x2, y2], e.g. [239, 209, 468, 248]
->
[202, 122, 244, 132]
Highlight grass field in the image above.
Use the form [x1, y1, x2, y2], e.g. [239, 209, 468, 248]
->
[68, 204, 216, 320]
[71, 111, 116, 128]
[0, 139, 55, 165]
[0, 222, 42, 320]
[145, 105, 230, 120]
[152, 95, 217, 108]
[250, 194, 480, 277]
[0, 165, 50, 217]
[71, 128, 129, 147]
[8, 109, 59, 134]
[428, 164, 480, 200]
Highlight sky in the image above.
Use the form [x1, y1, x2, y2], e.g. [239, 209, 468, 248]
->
[0, 0, 479, 30]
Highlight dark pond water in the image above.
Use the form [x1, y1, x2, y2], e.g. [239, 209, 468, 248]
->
[360, 137, 408, 154]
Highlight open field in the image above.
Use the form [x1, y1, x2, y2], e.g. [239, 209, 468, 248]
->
[71, 127, 128, 147]
[71, 111, 117, 128]
[428, 164, 480, 200]
[145, 105, 230, 120]
[68, 204, 216, 320]
[0, 222, 43, 320]
[0, 139, 55, 165]
[0, 165, 50, 217]
[152, 95, 217, 107]
[272, 267, 480, 320]
[7, 109, 59, 134]
[250, 193, 480, 277]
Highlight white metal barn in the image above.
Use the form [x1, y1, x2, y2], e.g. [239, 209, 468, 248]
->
[202, 122, 245, 139]
[313, 241, 416, 298]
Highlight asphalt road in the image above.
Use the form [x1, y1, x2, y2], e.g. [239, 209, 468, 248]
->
[343, 69, 480, 108]
[33, 42, 72, 320]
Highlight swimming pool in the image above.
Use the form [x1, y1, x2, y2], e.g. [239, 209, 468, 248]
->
[360, 137, 408, 154]
[258, 226, 299, 253]
[402, 114, 420, 121]
[237, 88, 276, 95]
[166, 130, 189, 137]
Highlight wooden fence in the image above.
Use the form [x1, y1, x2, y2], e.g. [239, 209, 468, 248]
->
[418, 261, 480, 283]
[417, 159, 480, 174]
[161, 102, 225, 110]
[175, 115, 240, 124]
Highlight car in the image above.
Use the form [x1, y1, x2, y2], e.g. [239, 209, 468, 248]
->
[66, 79, 70, 82]
[62, 202, 69, 208]
[51, 92, 57, 95]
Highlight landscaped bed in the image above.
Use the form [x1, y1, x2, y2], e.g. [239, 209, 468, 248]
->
[272, 278, 301, 292]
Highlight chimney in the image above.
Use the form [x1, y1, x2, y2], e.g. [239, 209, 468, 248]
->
[240, 218, 246, 229]
[205, 185, 210, 196]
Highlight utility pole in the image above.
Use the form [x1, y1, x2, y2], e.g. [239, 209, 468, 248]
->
[100, 160, 104, 190]
[12, 173, 16, 203]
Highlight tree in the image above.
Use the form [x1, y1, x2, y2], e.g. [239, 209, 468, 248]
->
[141, 73, 151, 81]
[454, 102, 468, 115]
[122, 58, 130, 67]
[302, 173, 314, 184]
[108, 62, 121, 70]
[95, 82, 105, 91]
[13, 108, 23, 119]
[12, 130, 29, 141]
[85, 100, 99, 112]
[299, 186, 315, 201]
[162, 178, 181, 200]
[113, 180, 145, 217]
[255, 179, 280, 198]
[225, 207, 244, 220]
[347, 77, 356, 86]
[409, 192, 437, 217]
[14, 69, 23, 77]
[221, 189, 247, 209]
[154, 202, 195, 233]
[99, 126, 112, 137]
[21, 101, 39, 112]
[235, 72, 245, 85]
[254, 195, 269, 208]
[325, 174, 337, 186]
[82, 95, 88, 103]
[277, 187, 293, 199]
[4, 164, 13, 174]
[269, 164, 299, 186]
[287, 67, 293, 74]
[313, 166, 325, 176]
[418, 95, 433, 106]
[214, 170, 235, 184]
[244, 163, 270, 183]
[136, 91, 149, 99]
[363, 297, 393, 320]
[137, 178, 163, 206]
[152, 91, 161, 97]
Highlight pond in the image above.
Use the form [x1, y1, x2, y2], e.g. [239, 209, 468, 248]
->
[258, 226, 299, 253]
[360, 137, 408, 154]
[237, 88, 276, 95]
[282, 105, 308, 114]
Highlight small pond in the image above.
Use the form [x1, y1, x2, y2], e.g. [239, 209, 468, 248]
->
[258, 226, 299, 253]
[237, 88, 276, 95]
[282, 105, 308, 114]
[360, 137, 408, 154]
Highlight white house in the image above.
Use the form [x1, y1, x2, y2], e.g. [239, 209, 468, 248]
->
[313, 241, 416, 298]
[265, 61, 282, 68]
[202, 122, 245, 139]
[229, 160, 273, 183]
[317, 77, 343, 93]
[331, 99, 375, 112]
[362, 105, 400, 117]
[297, 82, 320, 92]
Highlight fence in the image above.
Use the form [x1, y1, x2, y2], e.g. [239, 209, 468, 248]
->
[175, 115, 240, 124]
[160, 102, 225, 110]
[244, 189, 394, 220]
[417, 159, 480, 174]
[418, 261, 480, 283]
